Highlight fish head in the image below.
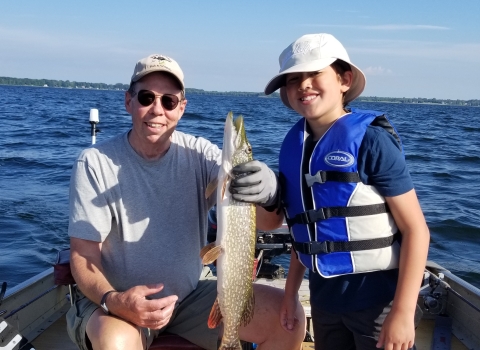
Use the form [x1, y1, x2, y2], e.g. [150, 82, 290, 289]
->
[232, 115, 253, 167]
[218, 112, 253, 200]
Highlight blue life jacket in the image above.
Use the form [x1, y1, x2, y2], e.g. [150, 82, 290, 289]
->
[280, 108, 402, 277]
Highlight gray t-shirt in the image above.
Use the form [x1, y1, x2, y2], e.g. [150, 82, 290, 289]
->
[68, 130, 221, 302]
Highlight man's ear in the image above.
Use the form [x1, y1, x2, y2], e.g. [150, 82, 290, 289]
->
[125, 91, 133, 114]
[177, 99, 188, 121]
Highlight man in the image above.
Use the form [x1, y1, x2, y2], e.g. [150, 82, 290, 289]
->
[67, 54, 305, 350]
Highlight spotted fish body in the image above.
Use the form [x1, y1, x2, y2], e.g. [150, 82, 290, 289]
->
[201, 112, 256, 350]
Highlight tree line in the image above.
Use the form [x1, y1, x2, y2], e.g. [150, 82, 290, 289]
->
[0, 76, 127, 90]
[0, 76, 477, 106]
[356, 96, 479, 107]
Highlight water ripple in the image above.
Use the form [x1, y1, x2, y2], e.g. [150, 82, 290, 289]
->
[1, 87, 479, 289]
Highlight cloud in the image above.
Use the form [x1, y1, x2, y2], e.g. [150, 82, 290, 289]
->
[365, 25, 449, 30]
[363, 66, 393, 76]
[302, 24, 449, 31]
[351, 40, 480, 62]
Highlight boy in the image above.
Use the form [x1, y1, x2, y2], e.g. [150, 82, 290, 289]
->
[264, 33, 430, 350]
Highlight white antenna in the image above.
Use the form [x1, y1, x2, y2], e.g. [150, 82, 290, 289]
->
[89, 109, 99, 145]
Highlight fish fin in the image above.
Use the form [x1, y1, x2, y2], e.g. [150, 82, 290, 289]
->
[205, 178, 218, 199]
[201, 244, 223, 265]
[240, 288, 255, 327]
[207, 297, 223, 329]
[221, 176, 229, 199]
[252, 258, 258, 281]
[200, 242, 216, 260]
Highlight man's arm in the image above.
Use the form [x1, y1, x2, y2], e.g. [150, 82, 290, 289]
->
[70, 237, 178, 329]
[70, 237, 113, 305]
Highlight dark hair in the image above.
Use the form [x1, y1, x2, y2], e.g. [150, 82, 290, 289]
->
[331, 59, 352, 107]
[331, 59, 351, 76]
[128, 82, 136, 95]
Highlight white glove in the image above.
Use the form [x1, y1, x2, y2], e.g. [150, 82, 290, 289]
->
[229, 160, 280, 208]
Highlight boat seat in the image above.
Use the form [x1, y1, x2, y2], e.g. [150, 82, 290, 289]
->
[53, 248, 206, 350]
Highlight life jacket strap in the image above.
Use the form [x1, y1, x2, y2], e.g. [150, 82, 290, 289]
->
[304, 170, 361, 187]
[286, 203, 389, 227]
[292, 232, 400, 254]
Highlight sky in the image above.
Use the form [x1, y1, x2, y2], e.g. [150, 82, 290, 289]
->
[1, 1, 479, 100]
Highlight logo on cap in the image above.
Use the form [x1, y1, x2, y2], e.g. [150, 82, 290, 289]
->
[148, 55, 172, 70]
[281, 39, 322, 69]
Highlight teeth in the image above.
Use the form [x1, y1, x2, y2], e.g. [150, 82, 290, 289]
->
[301, 95, 316, 101]
[147, 123, 164, 128]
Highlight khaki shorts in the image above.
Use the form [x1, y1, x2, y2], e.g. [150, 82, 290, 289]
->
[66, 280, 220, 350]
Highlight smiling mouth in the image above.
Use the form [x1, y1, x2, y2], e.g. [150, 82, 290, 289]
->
[300, 95, 317, 101]
[146, 122, 165, 129]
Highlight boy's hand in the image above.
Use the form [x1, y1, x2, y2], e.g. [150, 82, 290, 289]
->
[377, 308, 415, 350]
[279, 295, 300, 333]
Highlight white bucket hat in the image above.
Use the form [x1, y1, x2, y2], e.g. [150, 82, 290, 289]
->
[264, 33, 366, 109]
[130, 54, 185, 90]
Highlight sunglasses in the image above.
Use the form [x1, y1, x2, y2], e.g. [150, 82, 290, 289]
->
[135, 90, 182, 110]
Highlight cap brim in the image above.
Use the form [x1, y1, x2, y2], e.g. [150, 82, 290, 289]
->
[132, 69, 185, 90]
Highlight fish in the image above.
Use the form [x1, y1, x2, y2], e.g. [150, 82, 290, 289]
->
[201, 111, 256, 350]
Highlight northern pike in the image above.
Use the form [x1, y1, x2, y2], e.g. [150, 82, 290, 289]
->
[201, 112, 256, 350]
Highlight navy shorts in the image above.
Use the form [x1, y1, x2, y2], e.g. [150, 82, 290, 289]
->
[311, 301, 422, 350]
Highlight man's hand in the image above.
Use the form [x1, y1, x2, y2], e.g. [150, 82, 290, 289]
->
[109, 284, 178, 330]
[229, 160, 280, 209]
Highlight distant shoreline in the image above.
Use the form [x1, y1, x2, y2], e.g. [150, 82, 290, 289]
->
[0, 77, 478, 107]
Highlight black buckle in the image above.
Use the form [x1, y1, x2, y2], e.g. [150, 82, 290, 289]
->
[309, 241, 330, 254]
[295, 241, 331, 255]
[298, 208, 325, 224]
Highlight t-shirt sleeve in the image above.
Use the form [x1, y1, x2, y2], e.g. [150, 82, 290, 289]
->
[357, 125, 414, 197]
[193, 136, 221, 208]
[68, 153, 112, 242]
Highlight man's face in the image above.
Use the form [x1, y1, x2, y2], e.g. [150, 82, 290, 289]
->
[125, 72, 186, 154]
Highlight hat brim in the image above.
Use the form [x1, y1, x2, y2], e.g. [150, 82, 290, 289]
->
[264, 57, 336, 96]
[344, 63, 365, 105]
[268, 60, 366, 109]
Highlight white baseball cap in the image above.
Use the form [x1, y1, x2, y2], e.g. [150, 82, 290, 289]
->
[264, 33, 366, 108]
[130, 54, 185, 90]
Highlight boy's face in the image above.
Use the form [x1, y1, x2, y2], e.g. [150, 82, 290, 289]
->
[284, 66, 351, 123]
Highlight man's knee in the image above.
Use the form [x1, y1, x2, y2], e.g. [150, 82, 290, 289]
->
[247, 284, 306, 346]
[86, 309, 145, 350]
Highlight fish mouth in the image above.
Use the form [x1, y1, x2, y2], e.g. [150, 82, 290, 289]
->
[234, 115, 245, 141]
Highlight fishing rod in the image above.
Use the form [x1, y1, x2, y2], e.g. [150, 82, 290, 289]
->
[424, 269, 480, 314]
[0, 112, 103, 349]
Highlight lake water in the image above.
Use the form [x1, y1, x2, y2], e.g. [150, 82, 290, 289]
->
[1, 85, 479, 290]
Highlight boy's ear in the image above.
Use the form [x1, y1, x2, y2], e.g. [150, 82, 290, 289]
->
[341, 71, 353, 92]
